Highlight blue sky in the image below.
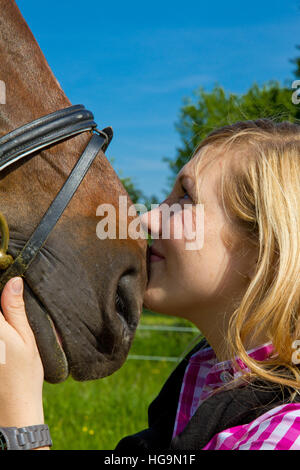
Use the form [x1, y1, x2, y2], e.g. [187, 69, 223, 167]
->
[16, 0, 299, 200]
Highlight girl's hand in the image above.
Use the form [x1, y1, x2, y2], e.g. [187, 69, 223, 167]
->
[0, 277, 45, 428]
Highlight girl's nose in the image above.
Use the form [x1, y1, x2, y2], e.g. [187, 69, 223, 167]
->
[140, 206, 161, 239]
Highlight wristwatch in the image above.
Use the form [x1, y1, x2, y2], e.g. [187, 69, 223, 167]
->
[0, 424, 52, 450]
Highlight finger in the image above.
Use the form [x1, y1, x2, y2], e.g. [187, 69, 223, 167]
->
[0, 277, 32, 340]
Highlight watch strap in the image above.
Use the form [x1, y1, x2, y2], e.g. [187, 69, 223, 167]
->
[0, 424, 52, 450]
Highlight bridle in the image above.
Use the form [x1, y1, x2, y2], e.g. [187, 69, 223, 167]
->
[0, 104, 112, 292]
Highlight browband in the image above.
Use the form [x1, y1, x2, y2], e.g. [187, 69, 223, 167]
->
[0, 104, 110, 171]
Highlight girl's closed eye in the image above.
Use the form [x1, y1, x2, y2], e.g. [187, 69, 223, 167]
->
[180, 187, 193, 202]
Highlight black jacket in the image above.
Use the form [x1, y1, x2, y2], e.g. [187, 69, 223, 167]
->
[115, 339, 300, 451]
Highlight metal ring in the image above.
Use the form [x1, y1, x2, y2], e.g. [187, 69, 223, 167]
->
[0, 212, 14, 270]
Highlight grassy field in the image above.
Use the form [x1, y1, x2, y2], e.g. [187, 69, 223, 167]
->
[43, 310, 201, 450]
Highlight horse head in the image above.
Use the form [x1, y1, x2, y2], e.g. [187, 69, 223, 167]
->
[0, 1, 148, 383]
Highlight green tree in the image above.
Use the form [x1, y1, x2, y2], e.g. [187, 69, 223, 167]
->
[164, 81, 299, 184]
[119, 175, 144, 205]
[120, 175, 159, 209]
[291, 45, 300, 78]
[109, 157, 159, 208]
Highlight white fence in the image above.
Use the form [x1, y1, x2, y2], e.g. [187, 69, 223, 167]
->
[127, 324, 199, 362]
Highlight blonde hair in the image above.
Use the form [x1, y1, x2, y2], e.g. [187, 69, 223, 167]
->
[192, 119, 300, 395]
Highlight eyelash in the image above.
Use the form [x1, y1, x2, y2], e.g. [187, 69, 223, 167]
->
[180, 187, 192, 202]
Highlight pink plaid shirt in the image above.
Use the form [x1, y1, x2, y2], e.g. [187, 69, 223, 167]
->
[172, 342, 300, 450]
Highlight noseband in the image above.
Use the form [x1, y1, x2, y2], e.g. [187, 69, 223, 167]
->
[0, 105, 112, 291]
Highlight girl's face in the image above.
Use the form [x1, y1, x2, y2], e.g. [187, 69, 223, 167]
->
[141, 154, 257, 328]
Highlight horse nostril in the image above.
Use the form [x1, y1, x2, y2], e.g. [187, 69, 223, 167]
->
[115, 286, 128, 322]
[115, 269, 139, 329]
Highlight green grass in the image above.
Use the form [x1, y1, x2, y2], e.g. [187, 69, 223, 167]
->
[43, 310, 202, 450]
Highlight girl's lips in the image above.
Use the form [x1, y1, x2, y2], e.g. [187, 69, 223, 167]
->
[150, 254, 163, 262]
[150, 246, 165, 262]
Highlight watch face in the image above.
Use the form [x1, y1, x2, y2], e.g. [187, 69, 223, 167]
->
[0, 431, 7, 450]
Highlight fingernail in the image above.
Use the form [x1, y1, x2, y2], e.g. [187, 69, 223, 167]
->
[11, 277, 23, 294]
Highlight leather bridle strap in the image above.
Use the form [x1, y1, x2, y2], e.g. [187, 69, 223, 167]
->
[0, 105, 112, 291]
[0, 104, 102, 171]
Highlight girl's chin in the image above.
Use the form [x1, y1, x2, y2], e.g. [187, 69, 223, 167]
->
[142, 286, 170, 314]
[143, 287, 188, 318]
[142, 291, 155, 311]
